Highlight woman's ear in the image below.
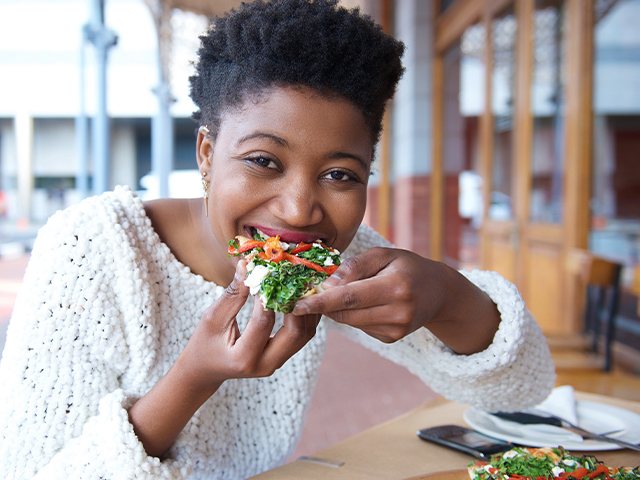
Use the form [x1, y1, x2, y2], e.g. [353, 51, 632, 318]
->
[196, 126, 214, 174]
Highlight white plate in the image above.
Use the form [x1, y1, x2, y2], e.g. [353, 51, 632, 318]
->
[463, 401, 640, 451]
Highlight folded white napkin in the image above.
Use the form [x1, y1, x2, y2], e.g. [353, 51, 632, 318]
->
[531, 385, 579, 425]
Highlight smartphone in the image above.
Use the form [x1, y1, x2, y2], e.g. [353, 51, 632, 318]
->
[417, 425, 512, 459]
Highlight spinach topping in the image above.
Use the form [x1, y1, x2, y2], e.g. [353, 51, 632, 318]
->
[252, 258, 326, 313]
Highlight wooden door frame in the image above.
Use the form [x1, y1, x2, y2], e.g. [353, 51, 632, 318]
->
[562, 0, 594, 331]
[432, 0, 594, 333]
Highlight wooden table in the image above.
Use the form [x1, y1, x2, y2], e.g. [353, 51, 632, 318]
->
[249, 392, 640, 480]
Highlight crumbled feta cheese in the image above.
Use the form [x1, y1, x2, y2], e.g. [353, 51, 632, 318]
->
[502, 450, 518, 459]
[244, 265, 271, 295]
[323, 257, 334, 266]
[552, 467, 565, 477]
[563, 459, 577, 467]
[313, 242, 322, 248]
[246, 260, 255, 272]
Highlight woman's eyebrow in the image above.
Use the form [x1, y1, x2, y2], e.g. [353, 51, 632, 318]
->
[327, 151, 369, 170]
[236, 132, 368, 169]
[236, 132, 289, 147]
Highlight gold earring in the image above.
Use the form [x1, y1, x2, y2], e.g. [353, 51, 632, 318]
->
[202, 173, 210, 217]
[202, 125, 210, 134]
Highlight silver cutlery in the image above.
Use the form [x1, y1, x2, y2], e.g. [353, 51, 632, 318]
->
[492, 410, 640, 452]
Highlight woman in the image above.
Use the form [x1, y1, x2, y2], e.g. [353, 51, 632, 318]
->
[0, 1, 555, 478]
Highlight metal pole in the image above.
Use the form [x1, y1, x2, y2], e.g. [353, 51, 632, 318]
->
[151, 1, 174, 199]
[75, 26, 89, 199]
[152, 84, 173, 199]
[86, 0, 117, 196]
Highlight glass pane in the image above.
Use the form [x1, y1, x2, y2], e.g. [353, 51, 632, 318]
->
[489, 7, 517, 221]
[441, 23, 485, 270]
[529, 0, 566, 223]
[590, 0, 640, 275]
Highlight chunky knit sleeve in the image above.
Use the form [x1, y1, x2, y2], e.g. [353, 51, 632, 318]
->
[331, 224, 556, 413]
[0, 190, 191, 480]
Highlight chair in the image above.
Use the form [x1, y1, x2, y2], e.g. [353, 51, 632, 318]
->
[569, 249, 624, 372]
[632, 265, 640, 317]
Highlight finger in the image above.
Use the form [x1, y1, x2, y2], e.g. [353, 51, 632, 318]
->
[293, 276, 391, 315]
[233, 297, 276, 354]
[324, 304, 415, 342]
[321, 247, 393, 289]
[204, 260, 250, 329]
[259, 313, 321, 371]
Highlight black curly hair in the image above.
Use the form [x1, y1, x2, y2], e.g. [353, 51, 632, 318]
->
[189, 0, 405, 144]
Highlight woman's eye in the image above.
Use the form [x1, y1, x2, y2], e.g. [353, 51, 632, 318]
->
[323, 170, 355, 182]
[250, 156, 277, 169]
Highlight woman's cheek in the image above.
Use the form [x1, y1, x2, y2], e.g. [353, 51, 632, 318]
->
[333, 191, 367, 251]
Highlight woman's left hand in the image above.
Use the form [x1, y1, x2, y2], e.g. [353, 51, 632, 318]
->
[292, 247, 501, 354]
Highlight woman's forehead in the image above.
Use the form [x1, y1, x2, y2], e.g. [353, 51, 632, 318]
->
[216, 86, 374, 159]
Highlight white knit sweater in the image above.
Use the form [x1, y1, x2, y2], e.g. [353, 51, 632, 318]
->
[0, 186, 555, 480]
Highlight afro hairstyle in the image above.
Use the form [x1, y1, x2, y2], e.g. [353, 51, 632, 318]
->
[189, 0, 405, 143]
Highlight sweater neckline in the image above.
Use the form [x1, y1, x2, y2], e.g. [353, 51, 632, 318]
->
[121, 186, 226, 295]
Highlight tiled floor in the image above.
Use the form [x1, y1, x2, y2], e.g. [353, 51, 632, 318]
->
[0, 253, 30, 354]
[289, 330, 437, 461]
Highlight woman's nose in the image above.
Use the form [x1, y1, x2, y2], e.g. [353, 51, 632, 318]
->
[267, 181, 324, 227]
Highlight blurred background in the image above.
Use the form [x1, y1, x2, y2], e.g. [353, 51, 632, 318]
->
[1, 0, 640, 459]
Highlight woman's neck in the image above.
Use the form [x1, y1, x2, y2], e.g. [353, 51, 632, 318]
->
[143, 198, 234, 286]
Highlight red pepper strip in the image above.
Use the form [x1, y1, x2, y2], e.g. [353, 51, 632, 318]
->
[324, 265, 339, 275]
[291, 242, 313, 254]
[228, 240, 266, 256]
[251, 247, 338, 274]
[562, 467, 589, 479]
[238, 240, 265, 254]
[587, 466, 609, 480]
[281, 252, 337, 274]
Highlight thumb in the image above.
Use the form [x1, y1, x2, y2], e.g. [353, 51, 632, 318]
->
[209, 260, 250, 320]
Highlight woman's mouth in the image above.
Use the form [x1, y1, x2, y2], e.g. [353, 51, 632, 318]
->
[246, 226, 325, 245]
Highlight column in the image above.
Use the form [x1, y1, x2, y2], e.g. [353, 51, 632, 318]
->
[392, 0, 434, 257]
[15, 112, 34, 221]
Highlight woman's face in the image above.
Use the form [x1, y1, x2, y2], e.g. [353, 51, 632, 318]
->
[197, 86, 373, 279]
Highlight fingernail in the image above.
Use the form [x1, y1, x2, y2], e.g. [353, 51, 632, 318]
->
[292, 302, 309, 316]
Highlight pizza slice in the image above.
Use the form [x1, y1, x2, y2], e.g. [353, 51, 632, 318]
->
[228, 232, 342, 313]
[468, 447, 639, 480]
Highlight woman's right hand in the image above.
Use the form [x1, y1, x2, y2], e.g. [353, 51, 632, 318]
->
[181, 259, 321, 391]
[128, 260, 320, 458]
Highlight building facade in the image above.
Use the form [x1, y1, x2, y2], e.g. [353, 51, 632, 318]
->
[1, 0, 639, 357]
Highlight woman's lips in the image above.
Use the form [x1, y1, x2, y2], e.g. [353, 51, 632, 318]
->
[247, 225, 325, 244]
